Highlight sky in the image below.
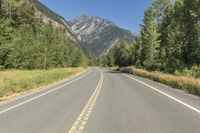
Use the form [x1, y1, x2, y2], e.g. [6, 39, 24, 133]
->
[40, 0, 152, 33]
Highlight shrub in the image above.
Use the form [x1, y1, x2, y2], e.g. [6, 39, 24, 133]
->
[0, 65, 5, 71]
[175, 65, 200, 78]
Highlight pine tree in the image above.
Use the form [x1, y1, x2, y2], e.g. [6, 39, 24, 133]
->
[140, 6, 160, 69]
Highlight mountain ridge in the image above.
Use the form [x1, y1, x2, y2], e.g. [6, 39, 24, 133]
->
[26, 1, 136, 56]
[69, 14, 135, 55]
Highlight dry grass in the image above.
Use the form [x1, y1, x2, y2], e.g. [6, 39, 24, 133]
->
[0, 67, 87, 98]
[117, 67, 200, 96]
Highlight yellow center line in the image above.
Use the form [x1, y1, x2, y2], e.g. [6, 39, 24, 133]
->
[68, 69, 104, 133]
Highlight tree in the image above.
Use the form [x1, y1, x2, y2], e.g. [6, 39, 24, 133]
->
[140, 6, 160, 69]
[131, 37, 142, 66]
[182, 0, 200, 65]
[102, 42, 132, 67]
[152, 0, 174, 65]
[6, 23, 39, 69]
[0, 18, 14, 68]
[152, 0, 172, 24]
[161, 0, 184, 71]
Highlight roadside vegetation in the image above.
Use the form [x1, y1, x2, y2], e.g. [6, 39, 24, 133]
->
[117, 67, 200, 96]
[102, 0, 200, 96]
[0, 1, 91, 100]
[0, 68, 87, 98]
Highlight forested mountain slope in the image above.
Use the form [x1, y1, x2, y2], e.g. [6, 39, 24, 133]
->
[0, 0, 88, 70]
[28, 0, 77, 41]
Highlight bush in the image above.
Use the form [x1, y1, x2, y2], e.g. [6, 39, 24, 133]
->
[0, 65, 5, 71]
[175, 65, 200, 78]
[190, 66, 200, 78]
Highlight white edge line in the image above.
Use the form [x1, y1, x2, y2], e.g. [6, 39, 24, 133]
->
[123, 74, 200, 114]
[0, 68, 92, 115]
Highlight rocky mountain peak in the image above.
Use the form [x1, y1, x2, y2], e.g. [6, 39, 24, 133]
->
[69, 15, 135, 55]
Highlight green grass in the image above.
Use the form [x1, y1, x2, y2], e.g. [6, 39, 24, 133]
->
[116, 67, 200, 96]
[0, 68, 87, 98]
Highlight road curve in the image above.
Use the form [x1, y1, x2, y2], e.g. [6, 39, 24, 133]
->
[0, 67, 200, 133]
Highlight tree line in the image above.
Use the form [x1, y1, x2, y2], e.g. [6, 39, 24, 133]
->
[0, 0, 88, 70]
[103, 0, 200, 74]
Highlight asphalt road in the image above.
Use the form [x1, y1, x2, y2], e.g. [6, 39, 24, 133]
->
[0, 67, 200, 133]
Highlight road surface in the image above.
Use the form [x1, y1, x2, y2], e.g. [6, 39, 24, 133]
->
[0, 67, 199, 133]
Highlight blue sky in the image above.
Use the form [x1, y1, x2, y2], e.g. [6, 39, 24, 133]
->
[40, 0, 152, 33]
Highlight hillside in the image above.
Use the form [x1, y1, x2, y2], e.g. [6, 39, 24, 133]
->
[69, 15, 135, 55]
[28, 0, 77, 41]
[0, 0, 88, 69]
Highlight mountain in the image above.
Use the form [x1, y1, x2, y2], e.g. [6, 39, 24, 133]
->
[28, 0, 77, 41]
[69, 15, 135, 55]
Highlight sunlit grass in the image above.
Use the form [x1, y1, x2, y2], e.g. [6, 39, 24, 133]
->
[0, 68, 87, 98]
[118, 67, 200, 96]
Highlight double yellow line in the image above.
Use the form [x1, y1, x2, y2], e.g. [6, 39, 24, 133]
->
[68, 69, 104, 133]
